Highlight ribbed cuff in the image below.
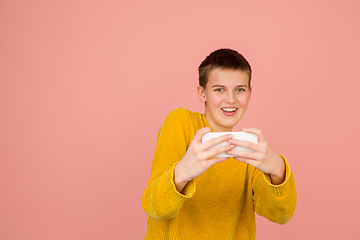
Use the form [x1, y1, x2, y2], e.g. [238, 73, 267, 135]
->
[159, 162, 196, 213]
[170, 162, 196, 198]
[263, 154, 292, 196]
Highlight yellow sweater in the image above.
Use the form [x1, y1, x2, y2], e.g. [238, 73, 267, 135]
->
[142, 108, 297, 240]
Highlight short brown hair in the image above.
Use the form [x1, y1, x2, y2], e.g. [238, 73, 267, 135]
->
[198, 48, 252, 88]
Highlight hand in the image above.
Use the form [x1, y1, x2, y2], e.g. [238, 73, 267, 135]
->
[227, 128, 285, 185]
[174, 127, 234, 192]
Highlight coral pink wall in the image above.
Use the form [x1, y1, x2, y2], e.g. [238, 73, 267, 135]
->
[1, 1, 359, 239]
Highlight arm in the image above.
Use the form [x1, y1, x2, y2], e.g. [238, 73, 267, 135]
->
[227, 128, 297, 223]
[141, 109, 190, 220]
[252, 156, 297, 224]
[173, 127, 234, 193]
[142, 109, 234, 220]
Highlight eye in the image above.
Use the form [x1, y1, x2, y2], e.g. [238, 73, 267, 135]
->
[236, 88, 246, 92]
[214, 88, 223, 92]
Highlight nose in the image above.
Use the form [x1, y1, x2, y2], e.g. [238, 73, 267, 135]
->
[225, 91, 235, 104]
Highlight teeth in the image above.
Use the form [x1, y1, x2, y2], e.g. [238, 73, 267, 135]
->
[222, 108, 237, 112]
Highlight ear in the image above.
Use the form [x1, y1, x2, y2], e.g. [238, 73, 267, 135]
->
[249, 86, 252, 100]
[197, 86, 207, 103]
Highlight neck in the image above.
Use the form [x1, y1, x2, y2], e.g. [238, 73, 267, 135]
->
[204, 113, 233, 132]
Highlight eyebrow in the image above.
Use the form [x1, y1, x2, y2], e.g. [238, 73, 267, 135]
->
[212, 84, 248, 88]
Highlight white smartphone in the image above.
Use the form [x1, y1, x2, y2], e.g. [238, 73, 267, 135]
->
[202, 132, 258, 158]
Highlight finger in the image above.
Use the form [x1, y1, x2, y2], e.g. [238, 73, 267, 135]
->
[200, 134, 233, 152]
[227, 149, 261, 160]
[233, 157, 260, 169]
[242, 128, 266, 143]
[192, 127, 212, 145]
[200, 143, 234, 160]
[228, 139, 262, 152]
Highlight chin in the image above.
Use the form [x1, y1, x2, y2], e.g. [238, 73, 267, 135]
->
[222, 115, 242, 125]
[220, 120, 240, 130]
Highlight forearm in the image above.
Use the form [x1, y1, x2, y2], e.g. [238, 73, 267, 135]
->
[174, 162, 189, 193]
[269, 155, 286, 185]
[253, 156, 297, 224]
[258, 172, 297, 224]
[142, 164, 195, 220]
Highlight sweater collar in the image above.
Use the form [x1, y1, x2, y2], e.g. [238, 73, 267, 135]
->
[201, 113, 215, 132]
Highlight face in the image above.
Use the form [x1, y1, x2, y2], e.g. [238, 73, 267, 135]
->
[197, 68, 252, 132]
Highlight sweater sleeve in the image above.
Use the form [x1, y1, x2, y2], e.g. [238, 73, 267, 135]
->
[142, 108, 196, 220]
[251, 155, 297, 224]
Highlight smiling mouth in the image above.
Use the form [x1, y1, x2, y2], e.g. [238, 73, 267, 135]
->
[221, 107, 238, 112]
[221, 107, 238, 116]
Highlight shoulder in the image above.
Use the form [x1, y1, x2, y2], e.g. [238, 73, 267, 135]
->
[159, 108, 202, 147]
[164, 107, 198, 124]
[160, 108, 201, 136]
[167, 107, 193, 117]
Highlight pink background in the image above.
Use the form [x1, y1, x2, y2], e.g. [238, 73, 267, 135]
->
[1, 0, 359, 239]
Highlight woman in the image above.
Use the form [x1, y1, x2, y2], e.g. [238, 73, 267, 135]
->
[142, 49, 297, 240]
